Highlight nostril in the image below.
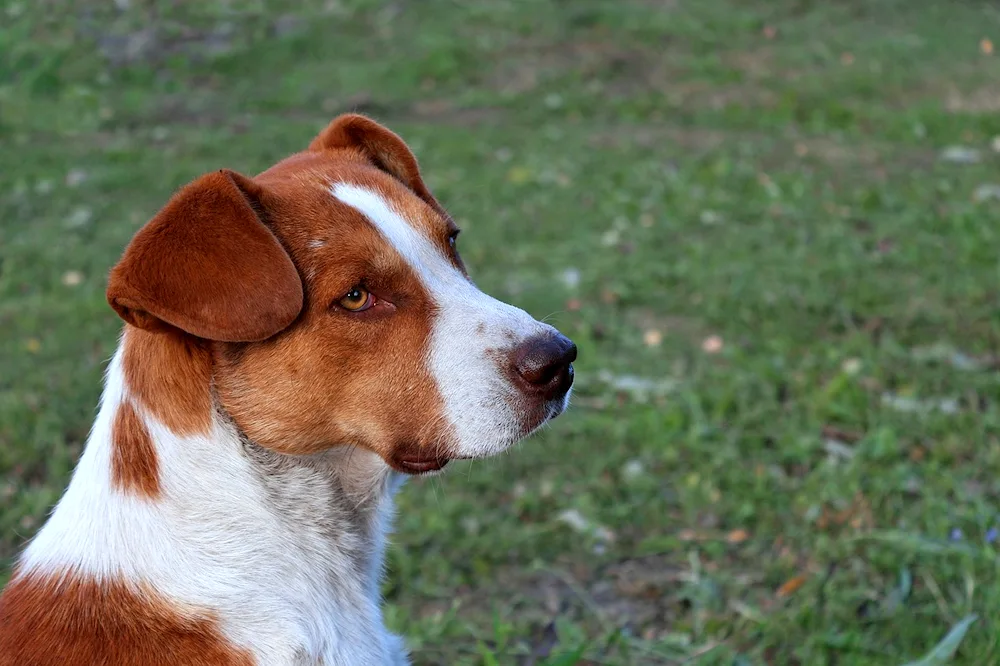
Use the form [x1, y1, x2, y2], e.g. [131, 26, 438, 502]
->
[518, 356, 560, 386]
[513, 334, 577, 392]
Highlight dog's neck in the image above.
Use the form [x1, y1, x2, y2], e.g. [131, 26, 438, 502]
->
[19, 333, 408, 664]
[230, 418, 407, 604]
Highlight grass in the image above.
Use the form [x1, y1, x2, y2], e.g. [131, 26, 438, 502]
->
[3, 0, 1000, 663]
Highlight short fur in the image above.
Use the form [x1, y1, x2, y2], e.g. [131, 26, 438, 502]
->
[0, 114, 574, 665]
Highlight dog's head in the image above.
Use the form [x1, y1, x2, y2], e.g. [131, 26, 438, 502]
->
[105, 115, 575, 474]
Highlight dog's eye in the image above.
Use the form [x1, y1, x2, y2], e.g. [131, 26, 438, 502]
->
[448, 230, 460, 255]
[339, 286, 374, 312]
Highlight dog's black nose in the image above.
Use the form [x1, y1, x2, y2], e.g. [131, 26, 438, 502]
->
[512, 333, 577, 398]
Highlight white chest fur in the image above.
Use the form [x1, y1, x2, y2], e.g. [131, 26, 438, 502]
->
[20, 347, 411, 666]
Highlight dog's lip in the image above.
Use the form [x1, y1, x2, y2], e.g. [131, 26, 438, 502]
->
[397, 456, 450, 474]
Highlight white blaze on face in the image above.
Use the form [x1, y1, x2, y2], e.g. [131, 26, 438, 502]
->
[331, 183, 555, 457]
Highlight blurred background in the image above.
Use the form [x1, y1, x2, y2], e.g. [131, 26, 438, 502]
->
[3, 1, 1000, 663]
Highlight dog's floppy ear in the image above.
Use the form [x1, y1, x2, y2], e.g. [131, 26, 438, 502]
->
[106, 169, 304, 342]
[309, 113, 445, 214]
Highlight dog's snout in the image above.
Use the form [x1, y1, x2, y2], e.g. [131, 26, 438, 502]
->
[512, 333, 577, 397]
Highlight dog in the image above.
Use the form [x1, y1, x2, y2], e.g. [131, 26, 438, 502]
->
[0, 114, 576, 665]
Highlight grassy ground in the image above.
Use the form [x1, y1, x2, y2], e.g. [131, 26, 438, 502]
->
[3, 0, 1000, 663]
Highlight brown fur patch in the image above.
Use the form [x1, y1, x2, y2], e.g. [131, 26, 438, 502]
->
[122, 327, 212, 436]
[309, 114, 443, 215]
[0, 571, 255, 666]
[111, 400, 161, 498]
[309, 114, 465, 273]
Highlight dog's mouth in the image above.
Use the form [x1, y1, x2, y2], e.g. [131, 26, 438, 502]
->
[395, 455, 450, 474]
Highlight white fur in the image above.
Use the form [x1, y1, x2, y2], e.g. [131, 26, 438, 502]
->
[21, 341, 408, 665]
[331, 183, 564, 457]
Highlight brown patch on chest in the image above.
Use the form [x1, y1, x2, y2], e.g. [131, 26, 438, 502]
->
[111, 400, 161, 498]
[0, 571, 255, 666]
[122, 326, 213, 436]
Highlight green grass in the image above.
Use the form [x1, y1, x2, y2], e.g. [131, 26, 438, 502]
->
[4, 0, 1000, 663]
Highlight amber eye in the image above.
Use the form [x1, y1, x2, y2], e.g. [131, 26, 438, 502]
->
[339, 286, 373, 312]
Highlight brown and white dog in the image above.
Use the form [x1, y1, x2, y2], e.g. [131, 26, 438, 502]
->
[0, 114, 576, 665]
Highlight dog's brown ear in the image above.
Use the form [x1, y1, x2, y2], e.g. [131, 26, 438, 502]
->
[309, 114, 445, 213]
[106, 170, 304, 342]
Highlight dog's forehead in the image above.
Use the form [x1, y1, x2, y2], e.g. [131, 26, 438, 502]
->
[257, 151, 451, 248]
